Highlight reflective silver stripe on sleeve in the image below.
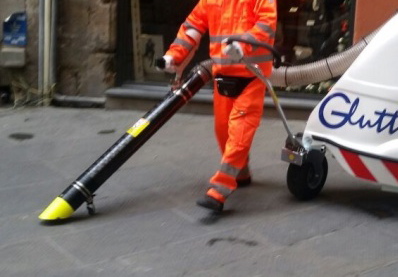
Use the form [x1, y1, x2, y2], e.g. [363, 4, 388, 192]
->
[255, 22, 276, 38]
[172, 38, 194, 51]
[183, 21, 205, 35]
[212, 54, 273, 65]
[209, 184, 234, 197]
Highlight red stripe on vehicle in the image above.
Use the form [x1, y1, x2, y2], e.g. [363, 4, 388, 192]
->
[340, 149, 377, 182]
[383, 160, 398, 182]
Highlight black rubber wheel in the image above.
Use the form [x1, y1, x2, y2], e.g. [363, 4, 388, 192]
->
[287, 154, 328, 201]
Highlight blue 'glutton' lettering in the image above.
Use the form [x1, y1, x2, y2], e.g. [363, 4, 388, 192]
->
[318, 92, 398, 135]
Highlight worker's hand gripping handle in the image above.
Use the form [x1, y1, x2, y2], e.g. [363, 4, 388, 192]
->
[224, 38, 282, 68]
[155, 56, 182, 89]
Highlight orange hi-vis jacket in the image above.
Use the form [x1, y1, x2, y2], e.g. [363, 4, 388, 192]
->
[165, 0, 277, 78]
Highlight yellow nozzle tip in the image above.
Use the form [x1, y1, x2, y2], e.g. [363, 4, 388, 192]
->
[39, 197, 74, 221]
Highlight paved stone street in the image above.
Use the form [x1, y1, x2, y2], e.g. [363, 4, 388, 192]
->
[1, 106, 398, 277]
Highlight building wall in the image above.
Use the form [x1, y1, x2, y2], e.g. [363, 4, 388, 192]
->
[56, 0, 116, 97]
[22, 0, 116, 98]
[8, 0, 398, 99]
[353, 0, 398, 43]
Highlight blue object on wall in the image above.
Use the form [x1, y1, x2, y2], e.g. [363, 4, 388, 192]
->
[3, 12, 27, 46]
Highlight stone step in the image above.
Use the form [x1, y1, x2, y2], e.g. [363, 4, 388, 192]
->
[105, 83, 323, 120]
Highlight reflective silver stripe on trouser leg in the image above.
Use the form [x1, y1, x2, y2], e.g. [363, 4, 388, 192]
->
[209, 184, 234, 198]
[220, 163, 241, 178]
[237, 165, 250, 179]
[207, 163, 241, 197]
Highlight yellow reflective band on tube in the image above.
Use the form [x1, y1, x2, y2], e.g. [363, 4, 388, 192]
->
[127, 118, 150, 137]
[38, 197, 74, 221]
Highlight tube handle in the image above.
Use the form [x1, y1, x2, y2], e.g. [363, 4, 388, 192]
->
[154, 57, 166, 70]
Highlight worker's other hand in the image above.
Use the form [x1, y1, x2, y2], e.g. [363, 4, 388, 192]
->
[223, 41, 244, 62]
[155, 55, 176, 73]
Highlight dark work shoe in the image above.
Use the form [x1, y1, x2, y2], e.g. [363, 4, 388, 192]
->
[237, 177, 252, 188]
[196, 195, 224, 212]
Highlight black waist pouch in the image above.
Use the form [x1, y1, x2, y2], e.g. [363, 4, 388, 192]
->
[215, 75, 255, 98]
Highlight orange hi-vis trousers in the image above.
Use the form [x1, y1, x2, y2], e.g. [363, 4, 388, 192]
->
[207, 78, 266, 203]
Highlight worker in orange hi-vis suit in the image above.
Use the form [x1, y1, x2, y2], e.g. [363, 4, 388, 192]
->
[157, 0, 277, 212]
